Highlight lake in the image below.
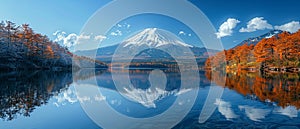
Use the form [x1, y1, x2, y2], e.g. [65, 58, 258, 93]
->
[0, 69, 299, 129]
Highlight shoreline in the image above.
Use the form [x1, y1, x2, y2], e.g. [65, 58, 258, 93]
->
[206, 66, 300, 73]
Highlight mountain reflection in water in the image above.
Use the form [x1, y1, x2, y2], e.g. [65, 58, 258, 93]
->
[0, 69, 299, 128]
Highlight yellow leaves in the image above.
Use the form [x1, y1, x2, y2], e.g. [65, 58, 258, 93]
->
[44, 45, 54, 59]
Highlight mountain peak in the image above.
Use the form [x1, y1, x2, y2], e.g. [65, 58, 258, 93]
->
[264, 29, 283, 38]
[123, 28, 192, 48]
[144, 27, 158, 34]
[234, 29, 283, 48]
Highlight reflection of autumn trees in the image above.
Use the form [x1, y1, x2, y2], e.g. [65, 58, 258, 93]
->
[0, 71, 72, 121]
[252, 73, 300, 108]
[206, 71, 300, 109]
[0, 69, 105, 121]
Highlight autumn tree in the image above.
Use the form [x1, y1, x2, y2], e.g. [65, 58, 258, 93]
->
[237, 44, 252, 67]
[0, 21, 5, 42]
[211, 51, 226, 69]
[287, 33, 300, 61]
[254, 38, 272, 67]
[274, 32, 290, 61]
[44, 45, 54, 58]
[205, 57, 212, 68]
[225, 49, 234, 65]
[0, 20, 107, 70]
[4, 21, 16, 48]
[207, 29, 300, 70]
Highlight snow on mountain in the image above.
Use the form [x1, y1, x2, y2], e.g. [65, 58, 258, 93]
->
[123, 28, 192, 48]
[121, 85, 192, 108]
[75, 28, 219, 62]
[106, 28, 197, 60]
[122, 85, 174, 108]
[265, 30, 281, 38]
[234, 30, 283, 48]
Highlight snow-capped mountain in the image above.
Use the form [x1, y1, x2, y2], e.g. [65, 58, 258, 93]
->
[234, 30, 283, 48]
[122, 28, 192, 48]
[122, 85, 175, 108]
[112, 28, 196, 60]
[121, 86, 193, 108]
[75, 28, 219, 62]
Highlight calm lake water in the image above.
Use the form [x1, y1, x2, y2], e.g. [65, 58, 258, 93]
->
[0, 69, 299, 129]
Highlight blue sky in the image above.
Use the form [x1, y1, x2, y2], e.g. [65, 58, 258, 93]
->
[0, 0, 299, 49]
[92, 14, 202, 48]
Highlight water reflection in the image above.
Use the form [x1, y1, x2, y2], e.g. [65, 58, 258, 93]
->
[81, 69, 204, 117]
[0, 71, 71, 121]
[72, 68, 206, 129]
[0, 70, 104, 121]
[214, 99, 239, 120]
[206, 71, 300, 109]
[0, 68, 299, 128]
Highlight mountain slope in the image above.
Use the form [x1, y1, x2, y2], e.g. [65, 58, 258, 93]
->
[234, 30, 283, 48]
[76, 28, 218, 63]
[122, 28, 192, 48]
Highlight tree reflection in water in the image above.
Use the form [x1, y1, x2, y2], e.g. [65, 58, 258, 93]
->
[0, 70, 105, 121]
[206, 70, 300, 109]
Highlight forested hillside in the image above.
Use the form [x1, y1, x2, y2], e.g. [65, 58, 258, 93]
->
[206, 30, 300, 72]
[0, 21, 107, 70]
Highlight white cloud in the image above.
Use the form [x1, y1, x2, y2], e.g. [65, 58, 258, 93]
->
[239, 17, 273, 32]
[117, 24, 122, 28]
[94, 94, 106, 102]
[53, 86, 107, 107]
[116, 23, 131, 29]
[178, 30, 186, 35]
[126, 24, 131, 28]
[110, 32, 117, 36]
[77, 96, 91, 103]
[53, 30, 66, 42]
[77, 34, 90, 40]
[53, 30, 91, 48]
[274, 21, 300, 33]
[215, 99, 238, 120]
[94, 35, 107, 41]
[178, 30, 192, 37]
[110, 30, 122, 36]
[216, 18, 240, 38]
[273, 106, 299, 118]
[239, 105, 270, 122]
[175, 88, 192, 96]
[53, 30, 65, 37]
[53, 88, 78, 107]
[63, 34, 78, 48]
[110, 23, 130, 37]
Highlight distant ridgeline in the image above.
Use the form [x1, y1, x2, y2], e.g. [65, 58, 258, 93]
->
[206, 30, 300, 72]
[0, 21, 107, 70]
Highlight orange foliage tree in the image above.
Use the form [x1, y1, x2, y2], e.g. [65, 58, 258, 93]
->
[206, 30, 300, 69]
